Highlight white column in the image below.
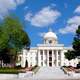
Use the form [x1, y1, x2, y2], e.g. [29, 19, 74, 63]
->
[38, 50, 41, 66]
[52, 50, 54, 67]
[27, 59, 30, 67]
[56, 50, 58, 67]
[47, 50, 49, 66]
[21, 49, 27, 68]
[61, 50, 64, 66]
[43, 50, 45, 66]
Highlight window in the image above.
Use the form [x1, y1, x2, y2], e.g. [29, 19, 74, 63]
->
[44, 50, 47, 57]
[45, 60, 47, 64]
[49, 57, 52, 61]
[41, 56, 43, 60]
[54, 60, 56, 65]
[58, 50, 61, 60]
[41, 62, 43, 66]
[44, 50, 47, 54]
[49, 50, 52, 57]
[58, 50, 61, 55]
[54, 50, 56, 58]
[49, 63, 52, 66]
[58, 61, 61, 66]
[49, 40, 52, 44]
[40, 50, 43, 55]
[54, 50, 56, 54]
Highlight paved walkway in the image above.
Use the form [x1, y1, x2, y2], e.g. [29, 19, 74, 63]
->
[2, 67, 80, 80]
[32, 67, 69, 79]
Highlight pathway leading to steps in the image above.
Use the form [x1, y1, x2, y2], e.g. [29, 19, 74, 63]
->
[32, 67, 69, 80]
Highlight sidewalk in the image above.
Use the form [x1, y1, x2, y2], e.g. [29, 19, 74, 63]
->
[32, 67, 80, 80]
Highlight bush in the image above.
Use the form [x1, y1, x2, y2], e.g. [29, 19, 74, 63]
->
[15, 65, 21, 69]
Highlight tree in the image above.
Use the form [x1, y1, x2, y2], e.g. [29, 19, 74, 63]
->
[65, 50, 75, 60]
[0, 16, 30, 66]
[65, 50, 75, 66]
[65, 25, 80, 64]
[73, 26, 80, 57]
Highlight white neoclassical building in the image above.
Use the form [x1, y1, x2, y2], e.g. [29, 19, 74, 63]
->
[19, 29, 78, 68]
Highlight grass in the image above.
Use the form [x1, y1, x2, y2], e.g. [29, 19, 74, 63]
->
[0, 67, 19, 74]
[0, 65, 40, 74]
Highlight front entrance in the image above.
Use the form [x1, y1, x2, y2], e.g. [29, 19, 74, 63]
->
[25, 60, 28, 67]
[49, 63, 52, 66]
[49, 50, 52, 66]
[40, 50, 57, 67]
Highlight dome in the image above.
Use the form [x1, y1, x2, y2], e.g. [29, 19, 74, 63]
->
[44, 28, 57, 40]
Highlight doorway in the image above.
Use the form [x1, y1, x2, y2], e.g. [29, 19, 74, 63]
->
[25, 60, 28, 67]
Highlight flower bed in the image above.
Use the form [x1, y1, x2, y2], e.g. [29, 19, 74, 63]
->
[62, 66, 80, 75]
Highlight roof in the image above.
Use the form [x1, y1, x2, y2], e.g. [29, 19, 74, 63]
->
[44, 28, 57, 39]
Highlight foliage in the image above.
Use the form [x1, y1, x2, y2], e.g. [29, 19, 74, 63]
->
[65, 50, 75, 60]
[0, 67, 19, 74]
[65, 25, 80, 60]
[0, 16, 30, 65]
[73, 26, 80, 57]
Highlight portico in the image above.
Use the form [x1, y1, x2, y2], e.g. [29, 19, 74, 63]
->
[38, 49, 63, 67]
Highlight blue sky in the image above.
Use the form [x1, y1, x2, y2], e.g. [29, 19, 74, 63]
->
[0, 0, 80, 47]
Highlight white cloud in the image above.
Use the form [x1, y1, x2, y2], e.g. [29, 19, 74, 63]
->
[59, 24, 78, 34]
[67, 16, 80, 25]
[74, 6, 80, 13]
[59, 16, 80, 34]
[39, 32, 46, 37]
[25, 6, 61, 27]
[60, 5, 80, 34]
[15, 0, 25, 5]
[25, 12, 33, 21]
[0, 0, 25, 19]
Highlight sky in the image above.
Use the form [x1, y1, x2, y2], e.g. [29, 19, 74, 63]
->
[0, 0, 80, 47]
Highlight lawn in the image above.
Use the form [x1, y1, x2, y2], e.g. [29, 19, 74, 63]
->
[0, 67, 20, 74]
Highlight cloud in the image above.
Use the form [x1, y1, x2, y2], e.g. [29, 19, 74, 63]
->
[74, 6, 80, 13]
[59, 5, 80, 34]
[59, 24, 78, 34]
[39, 32, 46, 37]
[15, 0, 25, 5]
[59, 16, 80, 34]
[0, 0, 25, 19]
[67, 16, 80, 24]
[25, 12, 33, 21]
[25, 6, 61, 27]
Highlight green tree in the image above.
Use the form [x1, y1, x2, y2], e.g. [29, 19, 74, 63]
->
[65, 25, 80, 64]
[73, 26, 80, 57]
[0, 16, 30, 66]
[65, 50, 75, 61]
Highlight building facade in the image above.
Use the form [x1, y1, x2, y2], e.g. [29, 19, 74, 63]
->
[19, 29, 78, 68]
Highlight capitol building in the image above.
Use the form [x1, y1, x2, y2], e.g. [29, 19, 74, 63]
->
[19, 29, 78, 68]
